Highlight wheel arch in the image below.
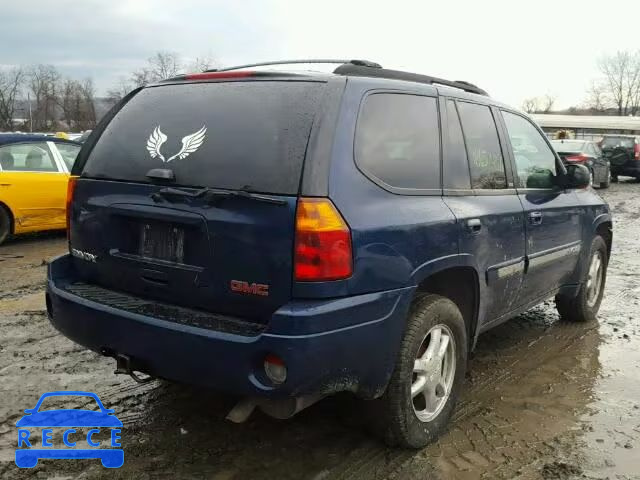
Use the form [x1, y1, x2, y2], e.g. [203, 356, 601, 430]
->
[0, 200, 15, 235]
[593, 215, 612, 261]
[413, 263, 480, 353]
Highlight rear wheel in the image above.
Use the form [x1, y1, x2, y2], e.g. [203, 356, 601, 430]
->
[600, 169, 611, 189]
[371, 294, 467, 448]
[0, 207, 11, 245]
[556, 236, 608, 323]
[611, 174, 619, 183]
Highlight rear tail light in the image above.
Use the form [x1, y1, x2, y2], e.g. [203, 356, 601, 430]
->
[635, 143, 640, 160]
[66, 176, 78, 238]
[294, 198, 352, 282]
[565, 154, 588, 163]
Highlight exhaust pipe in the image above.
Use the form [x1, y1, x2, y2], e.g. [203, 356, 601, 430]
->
[226, 394, 325, 423]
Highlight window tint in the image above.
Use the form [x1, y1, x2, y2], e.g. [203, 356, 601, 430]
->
[601, 136, 635, 149]
[355, 93, 440, 190]
[56, 143, 81, 170]
[502, 111, 557, 189]
[0, 143, 58, 172]
[456, 102, 507, 189]
[444, 100, 471, 189]
[83, 82, 325, 194]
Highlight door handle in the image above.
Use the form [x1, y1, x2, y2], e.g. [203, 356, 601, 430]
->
[529, 211, 543, 225]
[466, 218, 482, 234]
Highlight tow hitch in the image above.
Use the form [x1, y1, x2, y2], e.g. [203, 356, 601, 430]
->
[111, 352, 155, 384]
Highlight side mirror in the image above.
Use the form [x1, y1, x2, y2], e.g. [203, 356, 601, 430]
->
[562, 164, 590, 189]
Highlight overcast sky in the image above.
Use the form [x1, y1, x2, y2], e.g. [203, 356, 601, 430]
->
[2, 0, 639, 109]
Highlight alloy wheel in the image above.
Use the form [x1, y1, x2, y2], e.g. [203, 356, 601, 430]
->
[411, 324, 456, 422]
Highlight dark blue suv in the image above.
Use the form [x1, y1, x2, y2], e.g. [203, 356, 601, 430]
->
[46, 60, 611, 448]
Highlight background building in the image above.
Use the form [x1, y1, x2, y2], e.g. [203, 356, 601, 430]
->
[531, 114, 640, 140]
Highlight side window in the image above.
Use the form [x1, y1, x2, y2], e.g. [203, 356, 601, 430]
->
[355, 93, 440, 190]
[456, 102, 507, 189]
[55, 143, 81, 170]
[502, 111, 557, 189]
[0, 143, 58, 172]
[444, 100, 471, 190]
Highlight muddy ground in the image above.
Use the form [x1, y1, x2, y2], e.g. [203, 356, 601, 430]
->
[1, 181, 639, 480]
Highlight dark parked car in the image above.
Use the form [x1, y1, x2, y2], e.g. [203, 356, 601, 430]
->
[599, 135, 640, 181]
[550, 139, 610, 188]
[46, 60, 611, 448]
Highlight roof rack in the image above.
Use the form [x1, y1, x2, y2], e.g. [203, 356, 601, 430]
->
[207, 59, 382, 72]
[333, 63, 488, 96]
[205, 59, 487, 96]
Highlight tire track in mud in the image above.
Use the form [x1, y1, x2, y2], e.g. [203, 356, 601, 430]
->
[327, 312, 595, 480]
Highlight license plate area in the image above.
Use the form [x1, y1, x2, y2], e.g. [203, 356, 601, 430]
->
[139, 222, 185, 263]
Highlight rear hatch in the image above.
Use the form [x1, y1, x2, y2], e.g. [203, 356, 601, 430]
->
[70, 79, 326, 323]
[600, 136, 635, 167]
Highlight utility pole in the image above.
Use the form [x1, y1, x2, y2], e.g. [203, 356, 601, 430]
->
[27, 92, 33, 132]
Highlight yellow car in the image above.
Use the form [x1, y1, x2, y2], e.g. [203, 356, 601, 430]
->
[0, 135, 82, 244]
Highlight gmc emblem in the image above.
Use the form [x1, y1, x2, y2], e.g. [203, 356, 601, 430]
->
[230, 280, 269, 297]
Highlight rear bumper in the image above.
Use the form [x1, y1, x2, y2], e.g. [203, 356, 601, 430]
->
[47, 254, 413, 399]
[611, 162, 640, 177]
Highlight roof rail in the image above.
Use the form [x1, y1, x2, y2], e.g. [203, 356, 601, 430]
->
[333, 63, 488, 96]
[207, 59, 382, 72]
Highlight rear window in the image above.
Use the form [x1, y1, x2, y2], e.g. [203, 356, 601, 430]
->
[601, 136, 635, 149]
[82, 81, 325, 194]
[550, 140, 585, 152]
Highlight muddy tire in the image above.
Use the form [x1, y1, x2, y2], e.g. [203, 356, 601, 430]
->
[556, 236, 608, 323]
[371, 294, 467, 448]
[0, 207, 10, 245]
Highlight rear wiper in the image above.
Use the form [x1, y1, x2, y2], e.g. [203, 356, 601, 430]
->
[151, 187, 286, 205]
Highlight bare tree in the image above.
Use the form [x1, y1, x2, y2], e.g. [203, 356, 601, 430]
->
[522, 97, 540, 113]
[188, 55, 216, 72]
[132, 51, 183, 87]
[584, 82, 610, 113]
[0, 67, 24, 130]
[598, 50, 640, 116]
[79, 78, 97, 129]
[105, 76, 134, 107]
[59, 77, 97, 130]
[540, 94, 556, 113]
[28, 64, 61, 131]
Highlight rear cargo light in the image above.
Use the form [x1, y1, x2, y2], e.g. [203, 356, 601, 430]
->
[565, 154, 588, 163]
[66, 176, 78, 238]
[635, 143, 640, 160]
[294, 198, 352, 282]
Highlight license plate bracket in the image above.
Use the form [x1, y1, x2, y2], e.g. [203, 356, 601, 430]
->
[139, 222, 185, 263]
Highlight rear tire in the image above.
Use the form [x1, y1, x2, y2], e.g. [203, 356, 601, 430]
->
[611, 175, 618, 183]
[0, 207, 11, 245]
[556, 236, 608, 323]
[370, 294, 467, 448]
[600, 170, 610, 189]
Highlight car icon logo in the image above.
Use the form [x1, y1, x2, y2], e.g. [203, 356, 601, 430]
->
[15, 391, 123, 468]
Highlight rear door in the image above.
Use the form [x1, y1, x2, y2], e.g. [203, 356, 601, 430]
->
[499, 110, 582, 306]
[0, 141, 68, 229]
[71, 80, 327, 322]
[586, 142, 608, 184]
[441, 99, 526, 325]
